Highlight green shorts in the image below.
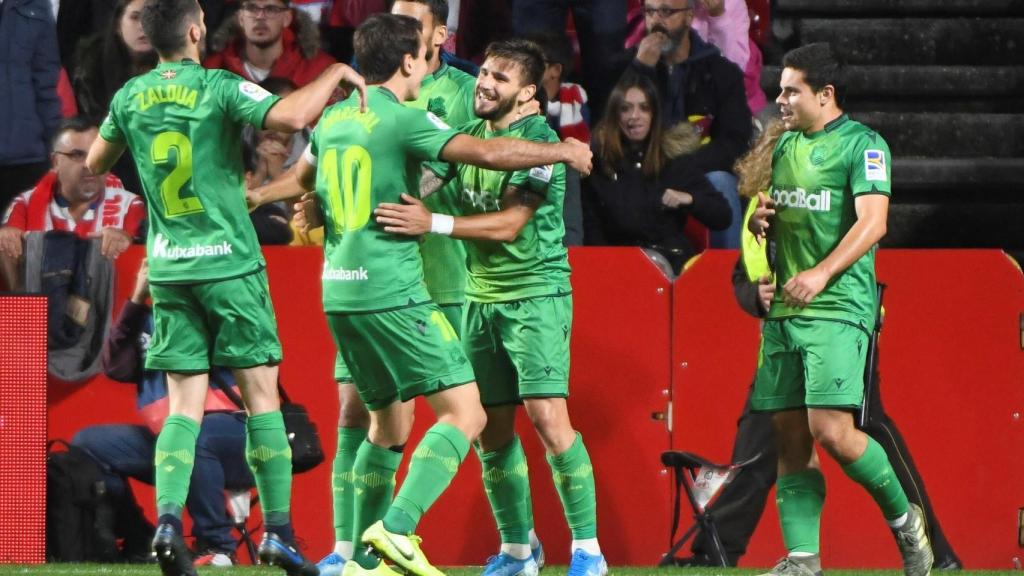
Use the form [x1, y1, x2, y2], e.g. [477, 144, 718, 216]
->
[147, 270, 282, 372]
[332, 303, 462, 385]
[334, 350, 353, 383]
[463, 295, 572, 407]
[752, 317, 868, 412]
[326, 303, 475, 410]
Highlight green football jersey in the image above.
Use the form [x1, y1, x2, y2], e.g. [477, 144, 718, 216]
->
[430, 115, 571, 303]
[406, 62, 477, 305]
[767, 114, 892, 330]
[309, 86, 460, 313]
[100, 60, 280, 284]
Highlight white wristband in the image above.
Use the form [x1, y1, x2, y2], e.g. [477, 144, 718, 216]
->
[430, 213, 455, 235]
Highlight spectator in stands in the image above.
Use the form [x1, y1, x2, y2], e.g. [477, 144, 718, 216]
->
[583, 74, 730, 275]
[691, 0, 767, 120]
[72, 0, 157, 120]
[676, 121, 962, 570]
[322, 0, 387, 63]
[0, 0, 63, 215]
[529, 32, 592, 144]
[71, 0, 158, 195]
[58, 0, 119, 73]
[613, 0, 752, 249]
[241, 145, 294, 245]
[626, 0, 767, 120]
[73, 259, 255, 568]
[204, 0, 336, 86]
[0, 117, 144, 289]
[246, 77, 309, 184]
[58, 0, 236, 71]
[511, 0, 626, 118]
[241, 76, 307, 245]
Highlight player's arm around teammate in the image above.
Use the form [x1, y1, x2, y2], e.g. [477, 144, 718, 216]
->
[87, 66, 367, 177]
[374, 186, 538, 242]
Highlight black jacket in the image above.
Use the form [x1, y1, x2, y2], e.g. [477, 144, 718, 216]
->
[583, 132, 731, 272]
[1, 0, 62, 165]
[614, 29, 752, 175]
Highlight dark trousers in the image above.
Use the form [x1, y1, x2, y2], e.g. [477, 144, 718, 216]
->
[72, 412, 254, 552]
[690, 360, 961, 567]
[510, 0, 626, 115]
[0, 161, 49, 216]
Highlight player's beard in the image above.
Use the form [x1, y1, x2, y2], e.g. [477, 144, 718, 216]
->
[475, 91, 518, 122]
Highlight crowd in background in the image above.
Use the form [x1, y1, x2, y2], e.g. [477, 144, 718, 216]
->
[1, 0, 772, 282]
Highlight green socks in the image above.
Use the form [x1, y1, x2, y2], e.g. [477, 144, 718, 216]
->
[777, 469, 826, 554]
[352, 439, 402, 569]
[776, 438, 910, 555]
[333, 427, 368, 542]
[245, 411, 293, 528]
[547, 432, 597, 539]
[478, 436, 533, 545]
[842, 436, 910, 521]
[154, 414, 200, 519]
[385, 423, 470, 535]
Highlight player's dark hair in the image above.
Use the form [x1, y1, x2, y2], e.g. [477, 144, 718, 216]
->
[354, 14, 423, 85]
[141, 0, 202, 57]
[391, 0, 448, 27]
[51, 116, 99, 152]
[483, 39, 546, 89]
[593, 72, 665, 180]
[782, 42, 846, 106]
[526, 32, 574, 81]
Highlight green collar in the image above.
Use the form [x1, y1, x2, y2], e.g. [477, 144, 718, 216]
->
[801, 113, 848, 140]
[375, 86, 400, 103]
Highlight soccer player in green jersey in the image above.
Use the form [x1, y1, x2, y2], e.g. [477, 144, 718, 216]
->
[248, 14, 592, 576]
[374, 39, 606, 576]
[314, 3, 480, 574]
[84, 1, 366, 575]
[746, 43, 933, 576]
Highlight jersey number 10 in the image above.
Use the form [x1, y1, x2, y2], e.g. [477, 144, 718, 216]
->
[323, 145, 372, 235]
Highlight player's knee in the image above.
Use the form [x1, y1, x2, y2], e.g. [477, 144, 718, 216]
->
[368, 426, 410, 448]
[809, 419, 852, 454]
[338, 398, 370, 428]
[477, 420, 515, 452]
[460, 404, 488, 442]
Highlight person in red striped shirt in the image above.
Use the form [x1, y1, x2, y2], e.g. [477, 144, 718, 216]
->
[0, 117, 144, 288]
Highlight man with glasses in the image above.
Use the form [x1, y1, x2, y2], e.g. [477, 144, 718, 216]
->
[614, 0, 752, 249]
[0, 117, 144, 289]
[205, 0, 336, 87]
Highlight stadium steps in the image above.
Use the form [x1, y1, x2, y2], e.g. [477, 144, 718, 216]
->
[761, 2, 1024, 255]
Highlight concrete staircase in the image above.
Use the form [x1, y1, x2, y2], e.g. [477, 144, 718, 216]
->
[762, 0, 1024, 257]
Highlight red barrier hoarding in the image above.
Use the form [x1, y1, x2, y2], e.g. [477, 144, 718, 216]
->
[0, 296, 47, 564]
[672, 250, 1024, 569]
[38, 247, 1024, 568]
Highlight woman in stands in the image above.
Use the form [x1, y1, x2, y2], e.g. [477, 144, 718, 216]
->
[72, 0, 157, 195]
[582, 73, 730, 275]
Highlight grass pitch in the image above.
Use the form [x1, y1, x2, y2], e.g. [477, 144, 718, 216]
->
[0, 566, 1018, 576]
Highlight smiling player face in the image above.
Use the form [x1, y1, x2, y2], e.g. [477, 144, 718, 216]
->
[474, 57, 527, 122]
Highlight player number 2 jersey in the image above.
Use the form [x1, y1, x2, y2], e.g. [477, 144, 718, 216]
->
[100, 60, 280, 284]
[768, 114, 892, 330]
